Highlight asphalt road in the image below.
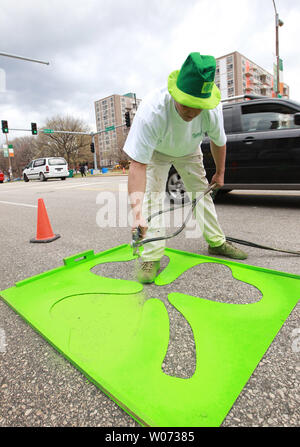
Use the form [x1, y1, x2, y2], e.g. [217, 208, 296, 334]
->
[0, 175, 299, 427]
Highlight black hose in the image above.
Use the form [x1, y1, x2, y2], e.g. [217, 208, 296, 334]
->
[132, 185, 300, 257]
[133, 184, 217, 249]
[226, 237, 300, 256]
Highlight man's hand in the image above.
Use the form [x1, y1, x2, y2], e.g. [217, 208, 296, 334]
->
[128, 160, 148, 239]
[209, 142, 226, 189]
[132, 215, 148, 240]
[210, 172, 224, 189]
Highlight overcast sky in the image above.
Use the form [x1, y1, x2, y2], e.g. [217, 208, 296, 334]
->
[0, 0, 299, 143]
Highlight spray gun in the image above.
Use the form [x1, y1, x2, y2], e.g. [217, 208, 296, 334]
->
[131, 226, 143, 256]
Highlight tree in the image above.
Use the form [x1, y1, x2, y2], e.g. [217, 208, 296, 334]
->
[114, 128, 131, 168]
[11, 136, 37, 176]
[37, 115, 93, 167]
[0, 136, 36, 177]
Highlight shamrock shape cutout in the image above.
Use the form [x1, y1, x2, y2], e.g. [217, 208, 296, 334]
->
[1, 244, 299, 427]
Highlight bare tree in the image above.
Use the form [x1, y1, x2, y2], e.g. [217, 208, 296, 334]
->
[0, 136, 36, 177]
[12, 136, 37, 176]
[0, 152, 9, 176]
[115, 129, 130, 168]
[37, 115, 93, 167]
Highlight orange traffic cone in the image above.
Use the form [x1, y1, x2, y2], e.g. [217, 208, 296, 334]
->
[30, 198, 60, 243]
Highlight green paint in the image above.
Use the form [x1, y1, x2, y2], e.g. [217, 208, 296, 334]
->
[1, 244, 299, 427]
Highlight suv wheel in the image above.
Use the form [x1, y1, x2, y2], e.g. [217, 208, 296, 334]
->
[23, 174, 29, 182]
[39, 173, 47, 182]
[166, 167, 189, 203]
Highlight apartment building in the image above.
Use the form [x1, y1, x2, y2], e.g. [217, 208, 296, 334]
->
[215, 51, 289, 101]
[94, 92, 141, 167]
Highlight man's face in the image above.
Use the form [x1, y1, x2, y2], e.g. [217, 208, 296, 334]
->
[174, 101, 202, 122]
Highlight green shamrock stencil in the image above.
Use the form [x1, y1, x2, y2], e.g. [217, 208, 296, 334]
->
[1, 244, 299, 427]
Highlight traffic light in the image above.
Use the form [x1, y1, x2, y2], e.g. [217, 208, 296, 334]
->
[90, 142, 95, 153]
[31, 122, 38, 135]
[1, 120, 8, 134]
[125, 111, 131, 128]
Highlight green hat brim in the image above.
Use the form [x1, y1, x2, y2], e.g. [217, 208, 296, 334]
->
[168, 70, 221, 109]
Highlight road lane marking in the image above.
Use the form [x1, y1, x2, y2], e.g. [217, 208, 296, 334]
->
[53, 180, 127, 190]
[78, 186, 124, 191]
[0, 179, 128, 193]
[0, 200, 37, 208]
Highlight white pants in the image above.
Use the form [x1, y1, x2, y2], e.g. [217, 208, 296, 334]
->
[141, 149, 226, 261]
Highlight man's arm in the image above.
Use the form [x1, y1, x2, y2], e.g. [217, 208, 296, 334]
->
[209, 141, 226, 188]
[128, 159, 148, 238]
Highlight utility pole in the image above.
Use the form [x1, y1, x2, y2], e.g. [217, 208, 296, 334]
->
[0, 52, 49, 65]
[272, 0, 284, 97]
[5, 133, 13, 180]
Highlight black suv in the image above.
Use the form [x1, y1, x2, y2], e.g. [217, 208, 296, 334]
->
[166, 95, 300, 201]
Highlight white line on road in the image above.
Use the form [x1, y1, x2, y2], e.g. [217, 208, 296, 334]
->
[53, 180, 127, 190]
[0, 179, 128, 193]
[0, 200, 37, 208]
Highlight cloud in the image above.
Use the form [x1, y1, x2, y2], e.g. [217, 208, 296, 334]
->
[0, 0, 299, 142]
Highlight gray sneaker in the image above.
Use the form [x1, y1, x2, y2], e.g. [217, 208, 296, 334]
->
[137, 260, 161, 283]
[208, 241, 248, 260]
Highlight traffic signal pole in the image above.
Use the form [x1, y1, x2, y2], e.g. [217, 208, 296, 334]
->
[91, 134, 97, 170]
[5, 133, 13, 180]
[2, 114, 132, 172]
[0, 52, 49, 65]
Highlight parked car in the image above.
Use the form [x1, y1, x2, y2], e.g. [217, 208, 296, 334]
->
[23, 157, 69, 182]
[0, 170, 4, 183]
[166, 95, 300, 202]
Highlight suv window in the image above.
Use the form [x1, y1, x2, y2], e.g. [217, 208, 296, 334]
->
[33, 159, 46, 167]
[48, 158, 67, 166]
[241, 102, 300, 132]
[223, 107, 233, 133]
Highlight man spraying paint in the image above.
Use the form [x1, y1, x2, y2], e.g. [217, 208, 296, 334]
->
[124, 52, 247, 283]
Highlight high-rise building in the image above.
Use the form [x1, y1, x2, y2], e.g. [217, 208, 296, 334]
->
[215, 51, 289, 101]
[94, 92, 141, 167]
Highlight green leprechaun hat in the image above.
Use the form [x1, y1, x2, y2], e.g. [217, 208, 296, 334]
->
[168, 52, 221, 109]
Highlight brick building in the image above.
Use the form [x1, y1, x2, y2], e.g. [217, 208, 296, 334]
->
[215, 51, 289, 100]
[94, 92, 141, 167]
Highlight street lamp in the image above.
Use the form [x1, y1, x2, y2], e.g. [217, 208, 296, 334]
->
[272, 0, 284, 97]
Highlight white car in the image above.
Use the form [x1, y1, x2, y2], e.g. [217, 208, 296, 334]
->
[23, 157, 69, 182]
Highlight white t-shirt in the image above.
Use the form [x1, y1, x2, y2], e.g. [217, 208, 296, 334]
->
[123, 87, 227, 164]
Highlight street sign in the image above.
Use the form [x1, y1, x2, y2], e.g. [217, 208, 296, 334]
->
[105, 126, 115, 132]
[3, 149, 8, 157]
[8, 144, 13, 148]
[9, 148, 14, 157]
[43, 129, 54, 134]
